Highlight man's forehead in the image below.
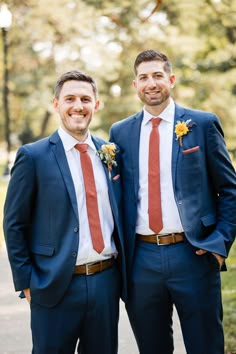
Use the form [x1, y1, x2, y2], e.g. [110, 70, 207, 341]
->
[61, 80, 94, 95]
[137, 61, 165, 75]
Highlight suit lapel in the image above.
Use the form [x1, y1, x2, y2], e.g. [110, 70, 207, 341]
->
[130, 112, 143, 197]
[92, 136, 119, 217]
[50, 131, 79, 222]
[92, 136, 112, 189]
[171, 104, 186, 189]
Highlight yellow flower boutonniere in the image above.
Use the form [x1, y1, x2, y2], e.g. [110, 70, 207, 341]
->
[175, 119, 195, 146]
[97, 143, 118, 171]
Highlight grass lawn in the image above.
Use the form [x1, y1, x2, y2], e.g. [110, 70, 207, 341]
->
[222, 243, 236, 354]
[0, 173, 235, 352]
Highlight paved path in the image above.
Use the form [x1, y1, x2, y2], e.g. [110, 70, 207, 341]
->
[0, 244, 185, 354]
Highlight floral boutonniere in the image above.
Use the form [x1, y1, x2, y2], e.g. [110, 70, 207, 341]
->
[175, 119, 195, 146]
[97, 143, 118, 171]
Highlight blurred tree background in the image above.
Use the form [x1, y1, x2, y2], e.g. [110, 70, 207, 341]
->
[0, 1, 236, 353]
[0, 0, 235, 152]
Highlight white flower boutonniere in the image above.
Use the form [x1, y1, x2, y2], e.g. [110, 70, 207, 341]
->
[97, 143, 118, 171]
[175, 119, 195, 146]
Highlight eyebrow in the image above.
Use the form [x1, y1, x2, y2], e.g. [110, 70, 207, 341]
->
[63, 94, 75, 98]
[63, 94, 92, 99]
[138, 71, 163, 77]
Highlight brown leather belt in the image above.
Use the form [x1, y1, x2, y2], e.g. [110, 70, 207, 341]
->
[136, 233, 185, 245]
[73, 258, 115, 276]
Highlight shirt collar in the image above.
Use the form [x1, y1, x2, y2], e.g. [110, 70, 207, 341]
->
[142, 97, 175, 126]
[58, 127, 96, 152]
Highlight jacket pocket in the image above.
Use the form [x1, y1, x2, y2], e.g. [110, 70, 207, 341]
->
[112, 174, 120, 181]
[201, 213, 216, 227]
[182, 146, 200, 154]
[31, 243, 54, 256]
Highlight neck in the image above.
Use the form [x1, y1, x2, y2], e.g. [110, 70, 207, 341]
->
[67, 129, 89, 142]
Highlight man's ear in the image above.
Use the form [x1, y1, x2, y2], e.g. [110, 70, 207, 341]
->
[170, 74, 176, 88]
[52, 97, 59, 112]
[94, 99, 100, 112]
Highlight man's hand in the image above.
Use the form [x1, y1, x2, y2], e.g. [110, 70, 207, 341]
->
[195, 249, 207, 256]
[23, 288, 31, 303]
[212, 252, 225, 268]
[196, 249, 225, 268]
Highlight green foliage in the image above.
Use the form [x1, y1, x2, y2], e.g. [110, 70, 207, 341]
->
[0, 0, 235, 149]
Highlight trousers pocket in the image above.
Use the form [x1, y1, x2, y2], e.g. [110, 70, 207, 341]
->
[207, 253, 221, 271]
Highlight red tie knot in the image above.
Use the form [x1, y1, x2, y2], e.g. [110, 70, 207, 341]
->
[151, 117, 162, 128]
[75, 143, 88, 153]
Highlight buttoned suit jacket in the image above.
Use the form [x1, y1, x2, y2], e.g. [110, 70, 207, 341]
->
[3, 131, 127, 307]
[109, 103, 236, 276]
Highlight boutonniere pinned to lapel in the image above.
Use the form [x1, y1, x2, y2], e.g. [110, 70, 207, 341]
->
[97, 143, 118, 172]
[175, 119, 195, 146]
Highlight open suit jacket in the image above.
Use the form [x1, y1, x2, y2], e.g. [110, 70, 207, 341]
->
[109, 103, 236, 276]
[3, 131, 127, 307]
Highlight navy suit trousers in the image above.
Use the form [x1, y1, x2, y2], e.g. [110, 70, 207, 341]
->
[126, 240, 224, 354]
[31, 265, 120, 354]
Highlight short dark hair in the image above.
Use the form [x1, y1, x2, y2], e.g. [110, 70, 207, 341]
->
[134, 50, 172, 76]
[54, 70, 98, 99]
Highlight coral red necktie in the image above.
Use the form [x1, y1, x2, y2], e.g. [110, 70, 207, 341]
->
[148, 118, 163, 234]
[75, 144, 105, 253]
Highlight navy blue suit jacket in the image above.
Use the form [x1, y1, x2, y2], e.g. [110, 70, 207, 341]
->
[3, 131, 127, 306]
[110, 103, 236, 276]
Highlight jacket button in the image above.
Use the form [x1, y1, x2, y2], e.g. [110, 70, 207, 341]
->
[72, 252, 77, 258]
[74, 227, 78, 232]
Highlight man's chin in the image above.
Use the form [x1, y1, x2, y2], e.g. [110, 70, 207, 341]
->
[73, 124, 88, 133]
[146, 100, 163, 106]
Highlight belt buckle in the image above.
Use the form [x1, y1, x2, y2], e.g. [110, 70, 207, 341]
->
[85, 264, 93, 275]
[156, 235, 164, 245]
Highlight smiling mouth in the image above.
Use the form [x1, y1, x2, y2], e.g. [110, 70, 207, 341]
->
[70, 114, 85, 118]
[146, 91, 160, 95]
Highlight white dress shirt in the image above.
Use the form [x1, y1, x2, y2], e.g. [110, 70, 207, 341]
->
[136, 98, 184, 235]
[58, 127, 117, 265]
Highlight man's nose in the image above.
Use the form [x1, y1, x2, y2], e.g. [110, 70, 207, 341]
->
[73, 99, 83, 110]
[146, 77, 157, 87]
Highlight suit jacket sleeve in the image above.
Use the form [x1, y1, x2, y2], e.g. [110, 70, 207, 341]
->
[3, 146, 35, 291]
[205, 116, 236, 256]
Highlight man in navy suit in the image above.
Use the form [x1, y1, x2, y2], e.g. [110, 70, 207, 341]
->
[109, 50, 236, 354]
[4, 70, 127, 354]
